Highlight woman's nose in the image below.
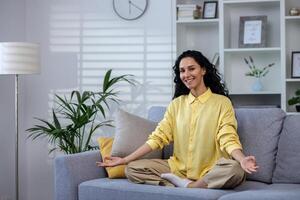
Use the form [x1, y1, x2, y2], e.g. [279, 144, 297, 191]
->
[183, 71, 190, 77]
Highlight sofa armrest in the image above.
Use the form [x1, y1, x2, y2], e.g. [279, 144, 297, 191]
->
[54, 150, 107, 200]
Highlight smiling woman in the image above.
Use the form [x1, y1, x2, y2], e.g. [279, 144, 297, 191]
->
[173, 50, 229, 99]
[178, 57, 207, 97]
[98, 50, 258, 189]
[113, 0, 148, 20]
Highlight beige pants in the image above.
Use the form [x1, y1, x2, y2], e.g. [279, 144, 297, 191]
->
[125, 158, 246, 189]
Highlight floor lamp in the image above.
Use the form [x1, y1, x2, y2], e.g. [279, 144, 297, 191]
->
[0, 42, 40, 200]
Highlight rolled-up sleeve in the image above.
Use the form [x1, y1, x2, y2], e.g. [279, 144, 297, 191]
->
[146, 103, 174, 150]
[217, 100, 242, 156]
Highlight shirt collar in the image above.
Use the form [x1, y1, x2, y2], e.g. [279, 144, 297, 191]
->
[188, 88, 212, 104]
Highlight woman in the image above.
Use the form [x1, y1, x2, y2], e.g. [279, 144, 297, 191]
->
[98, 50, 258, 189]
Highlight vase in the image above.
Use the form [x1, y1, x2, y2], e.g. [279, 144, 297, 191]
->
[252, 78, 263, 92]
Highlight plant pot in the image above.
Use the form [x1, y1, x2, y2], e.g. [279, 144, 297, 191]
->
[252, 78, 263, 92]
[296, 105, 300, 112]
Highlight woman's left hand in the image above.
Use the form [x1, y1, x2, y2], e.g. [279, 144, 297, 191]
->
[240, 156, 259, 174]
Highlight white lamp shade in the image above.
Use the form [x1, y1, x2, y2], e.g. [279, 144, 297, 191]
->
[0, 42, 40, 74]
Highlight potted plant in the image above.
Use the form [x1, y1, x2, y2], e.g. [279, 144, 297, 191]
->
[27, 69, 135, 154]
[243, 56, 275, 91]
[288, 89, 300, 112]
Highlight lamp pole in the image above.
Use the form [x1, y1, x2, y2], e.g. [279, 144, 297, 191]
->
[0, 43, 39, 200]
[15, 74, 19, 200]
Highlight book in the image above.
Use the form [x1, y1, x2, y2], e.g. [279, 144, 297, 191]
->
[177, 4, 197, 9]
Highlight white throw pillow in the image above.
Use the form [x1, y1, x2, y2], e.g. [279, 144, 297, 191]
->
[111, 109, 162, 159]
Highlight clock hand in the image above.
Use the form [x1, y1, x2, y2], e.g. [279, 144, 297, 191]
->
[128, 0, 131, 14]
[129, 0, 143, 12]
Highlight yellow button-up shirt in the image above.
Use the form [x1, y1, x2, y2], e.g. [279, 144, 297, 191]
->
[146, 88, 242, 180]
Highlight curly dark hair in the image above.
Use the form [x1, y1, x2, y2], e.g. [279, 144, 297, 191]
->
[173, 50, 229, 99]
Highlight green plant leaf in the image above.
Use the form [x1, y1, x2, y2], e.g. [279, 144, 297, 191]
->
[288, 97, 299, 105]
[52, 110, 61, 129]
[27, 69, 136, 154]
[103, 69, 112, 93]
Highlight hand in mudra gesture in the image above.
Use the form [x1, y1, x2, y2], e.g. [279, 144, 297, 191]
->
[96, 156, 126, 167]
[241, 156, 259, 174]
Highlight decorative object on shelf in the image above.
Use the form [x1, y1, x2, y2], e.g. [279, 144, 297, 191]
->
[193, 5, 202, 19]
[243, 56, 275, 91]
[289, 8, 300, 16]
[113, 0, 148, 20]
[27, 69, 136, 154]
[211, 52, 220, 67]
[252, 78, 263, 92]
[203, 1, 218, 19]
[0, 42, 40, 200]
[177, 4, 197, 20]
[287, 89, 300, 112]
[291, 51, 300, 78]
[239, 16, 267, 48]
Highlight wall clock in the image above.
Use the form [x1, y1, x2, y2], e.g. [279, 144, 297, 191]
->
[113, 0, 148, 20]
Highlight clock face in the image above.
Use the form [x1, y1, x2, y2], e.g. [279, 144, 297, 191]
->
[113, 0, 148, 20]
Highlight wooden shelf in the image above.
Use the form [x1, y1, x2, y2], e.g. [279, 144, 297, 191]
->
[286, 78, 300, 82]
[224, 47, 281, 52]
[285, 16, 300, 20]
[176, 19, 219, 24]
[223, 0, 280, 4]
[229, 91, 281, 95]
[286, 112, 300, 115]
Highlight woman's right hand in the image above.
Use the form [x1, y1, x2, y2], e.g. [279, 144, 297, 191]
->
[96, 143, 153, 168]
[96, 156, 127, 167]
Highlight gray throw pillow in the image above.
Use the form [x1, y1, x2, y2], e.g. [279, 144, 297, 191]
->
[111, 109, 162, 159]
[272, 115, 300, 183]
[235, 108, 285, 183]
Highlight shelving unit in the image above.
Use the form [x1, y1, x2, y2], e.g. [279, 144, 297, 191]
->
[284, 0, 300, 113]
[175, 0, 220, 66]
[221, 0, 282, 107]
[174, 0, 300, 112]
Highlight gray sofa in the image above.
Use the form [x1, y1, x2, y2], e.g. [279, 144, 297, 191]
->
[55, 107, 300, 200]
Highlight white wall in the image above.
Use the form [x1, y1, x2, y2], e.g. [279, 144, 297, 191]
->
[1, 0, 174, 200]
[0, 0, 26, 199]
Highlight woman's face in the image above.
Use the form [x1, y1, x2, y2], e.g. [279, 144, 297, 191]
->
[179, 57, 206, 92]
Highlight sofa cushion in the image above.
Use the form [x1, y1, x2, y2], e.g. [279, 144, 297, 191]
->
[111, 109, 162, 159]
[97, 137, 126, 178]
[234, 181, 269, 191]
[219, 183, 300, 200]
[273, 115, 300, 183]
[78, 178, 234, 200]
[235, 108, 285, 183]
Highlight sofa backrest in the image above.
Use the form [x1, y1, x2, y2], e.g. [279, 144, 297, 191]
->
[148, 106, 166, 122]
[148, 106, 286, 183]
[272, 115, 300, 184]
[235, 108, 285, 183]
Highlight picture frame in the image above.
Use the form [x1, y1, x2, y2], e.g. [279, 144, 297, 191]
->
[239, 15, 267, 48]
[203, 1, 218, 19]
[291, 51, 300, 78]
